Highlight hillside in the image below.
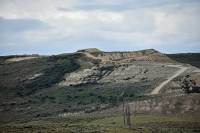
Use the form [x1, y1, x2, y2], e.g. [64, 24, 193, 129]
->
[0, 48, 200, 125]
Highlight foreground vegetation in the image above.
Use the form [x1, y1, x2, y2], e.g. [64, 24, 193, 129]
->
[1, 115, 200, 133]
[0, 82, 154, 124]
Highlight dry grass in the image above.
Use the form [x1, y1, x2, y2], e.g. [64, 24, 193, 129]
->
[0, 115, 200, 133]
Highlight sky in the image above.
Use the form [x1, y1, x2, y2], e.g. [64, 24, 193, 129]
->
[0, 0, 200, 55]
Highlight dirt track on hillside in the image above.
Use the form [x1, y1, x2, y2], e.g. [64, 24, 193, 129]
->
[151, 66, 187, 94]
[83, 52, 117, 64]
[82, 51, 188, 95]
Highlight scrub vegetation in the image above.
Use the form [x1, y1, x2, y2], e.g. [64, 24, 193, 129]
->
[0, 115, 199, 133]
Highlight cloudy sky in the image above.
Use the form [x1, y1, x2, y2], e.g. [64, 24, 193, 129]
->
[0, 0, 200, 55]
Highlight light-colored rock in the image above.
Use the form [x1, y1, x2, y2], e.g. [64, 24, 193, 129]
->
[6, 57, 38, 62]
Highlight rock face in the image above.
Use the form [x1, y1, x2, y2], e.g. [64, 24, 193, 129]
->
[128, 94, 200, 115]
[98, 94, 200, 115]
[59, 64, 178, 86]
[59, 48, 180, 87]
[88, 49, 174, 63]
[58, 64, 179, 87]
[77, 48, 101, 53]
[6, 57, 38, 62]
[76, 48, 176, 65]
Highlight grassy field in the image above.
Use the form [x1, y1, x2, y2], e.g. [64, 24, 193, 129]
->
[0, 115, 200, 133]
[91, 115, 200, 125]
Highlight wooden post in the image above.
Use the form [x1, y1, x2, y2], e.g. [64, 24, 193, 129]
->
[123, 98, 125, 126]
[126, 104, 130, 126]
[121, 91, 126, 126]
[121, 90, 130, 126]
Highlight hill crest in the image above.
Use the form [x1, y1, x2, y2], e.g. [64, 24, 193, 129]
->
[77, 48, 174, 64]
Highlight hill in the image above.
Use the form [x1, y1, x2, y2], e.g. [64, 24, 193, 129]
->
[166, 53, 200, 69]
[0, 48, 200, 125]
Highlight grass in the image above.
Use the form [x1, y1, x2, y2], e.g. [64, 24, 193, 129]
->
[0, 115, 199, 133]
[90, 115, 200, 126]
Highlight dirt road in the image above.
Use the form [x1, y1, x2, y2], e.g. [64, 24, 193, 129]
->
[150, 66, 187, 95]
[82, 51, 188, 95]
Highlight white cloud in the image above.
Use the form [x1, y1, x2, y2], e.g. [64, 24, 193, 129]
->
[0, 0, 200, 55]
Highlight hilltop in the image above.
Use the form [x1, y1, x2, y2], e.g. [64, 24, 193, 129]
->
[77, 48, 175, 64]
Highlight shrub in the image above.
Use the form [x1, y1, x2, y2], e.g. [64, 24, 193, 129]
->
[100, 66, 114, 71]
[10, 103, 15, 106]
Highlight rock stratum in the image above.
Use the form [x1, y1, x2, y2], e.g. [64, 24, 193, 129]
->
[97, 93, 200, 116]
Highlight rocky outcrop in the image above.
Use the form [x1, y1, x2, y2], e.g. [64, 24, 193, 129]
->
[59, 64, 179, 87]
[128, 94, 200, 115]
[6, 57, 38, 62]
[77, 48, 102, 53]
[83, 49, 174, 63]
[97, 94, 200, 115]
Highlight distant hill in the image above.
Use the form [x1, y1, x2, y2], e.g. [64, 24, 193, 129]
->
[166, 53, 200, 68]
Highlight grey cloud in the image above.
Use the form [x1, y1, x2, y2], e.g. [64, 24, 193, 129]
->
[75, 0, 200, 12]
[75, 4, 131, 12]
[0, 17, 53, 46]
[57, 7, 71, 12]
[0, 17, 50, 32]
